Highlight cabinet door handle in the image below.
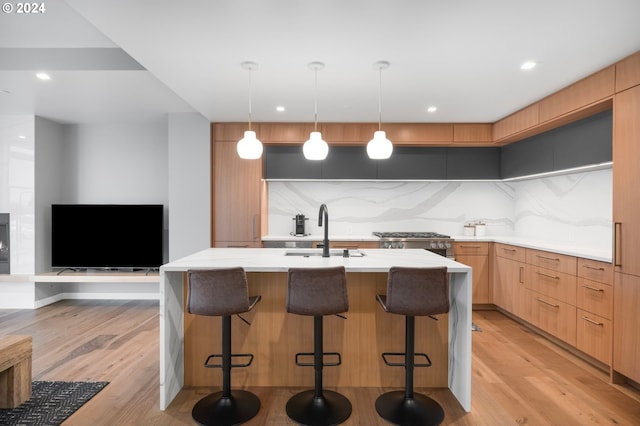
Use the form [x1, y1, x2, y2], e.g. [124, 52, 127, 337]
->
[519, 266, 524, 284]
[614, 222, 622, 267]
[582, 316, 604, 326]
[537, 271, 560, 280]
[460, 245, 482, 248]
[253, 215, 259, 241]
[583, 265, 605, 271]
[503, 248, 517, 252]
[581, 284, 604, 292]
[536, 297, 559, 308]
[536, 254, 560, 262]
[228, 244, 249, 248]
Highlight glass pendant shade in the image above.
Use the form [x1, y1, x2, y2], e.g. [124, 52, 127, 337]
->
[237, 130, 263, 159]
[303, 131, 329, 160]
[367, 130, 393, 159]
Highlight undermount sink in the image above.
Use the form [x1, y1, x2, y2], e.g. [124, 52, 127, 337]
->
[284, 249, 367, 257]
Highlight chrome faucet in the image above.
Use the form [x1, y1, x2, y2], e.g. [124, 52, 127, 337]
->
[318, 203, 330, 257]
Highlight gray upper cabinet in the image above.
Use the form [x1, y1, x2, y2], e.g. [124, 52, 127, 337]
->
[447, 147, 501, 179]
[377, 147, 447, 180]
[501, 109, 612, 178]
[321, 146, 377, 179]
[263, 146, 322, 179]
[263, 110, 612, 181]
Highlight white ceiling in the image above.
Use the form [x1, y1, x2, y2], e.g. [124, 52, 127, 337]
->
[1, 0, 640, 125]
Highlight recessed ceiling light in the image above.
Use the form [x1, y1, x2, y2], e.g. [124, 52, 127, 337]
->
[18, 135, 26, 140]
[520, 61, 537, 70]
[427, 106, 437, 113]
[36, 72, 51, 80]
[276, 106, 285, 112]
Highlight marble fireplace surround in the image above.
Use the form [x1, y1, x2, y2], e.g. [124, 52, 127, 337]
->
[267, 168, 612, 253]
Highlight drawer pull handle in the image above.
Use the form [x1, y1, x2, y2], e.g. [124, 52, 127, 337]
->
[537, 271, 560, 280]
[582, 284, 604, 292]
[536, 298, 559, 308]
[583, 265, 605, 271]
[460, 245, 481, 248]
[537, 254, 560, 262]
[503, 248, 517, 252]
[582, 316, 603, 326]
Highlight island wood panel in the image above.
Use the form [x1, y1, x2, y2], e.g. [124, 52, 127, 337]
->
[183, 272, 449, 388]
[538, 66, 615, 123]
[615, 50, 640, 93]
[613, 272, 640, 383]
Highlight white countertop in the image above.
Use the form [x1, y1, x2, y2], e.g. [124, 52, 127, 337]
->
[160, 247, 471, 273]
[261, 234, 612, 263]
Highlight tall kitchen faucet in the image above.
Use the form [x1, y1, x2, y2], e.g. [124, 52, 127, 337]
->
[318, 203, 330, 257]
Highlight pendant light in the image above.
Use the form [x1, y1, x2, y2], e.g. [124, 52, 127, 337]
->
[236, 61, 263, 159]
[367, 61, 393, 159]
[303, 62, 329, 160]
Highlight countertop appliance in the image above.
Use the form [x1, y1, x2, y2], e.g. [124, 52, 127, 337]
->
[373, 231, 454, 258]
[292, 214, 309, 236]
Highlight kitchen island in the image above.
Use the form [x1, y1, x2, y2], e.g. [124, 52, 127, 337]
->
[159, 248, 472, 411]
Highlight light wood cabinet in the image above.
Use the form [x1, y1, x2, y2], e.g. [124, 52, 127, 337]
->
[212, 140, 262, 248]
[492, 104, 539, 142]
[525, 248, 577, 275]
[455, 242, 490, 304]
[493, 244, 526, 317]
[452, 124, 493, 145]
[538, 66, 615, 123]
[613, 272, 640, 382]
[525, 289, 577, 346]
[576, 259, 613, 365]
[615, 51, 640, 93]
[613, 85, 640, 276]
[526, 266, 577, 306]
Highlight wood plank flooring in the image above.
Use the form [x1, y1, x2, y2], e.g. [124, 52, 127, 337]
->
[0, 300, 638, 425]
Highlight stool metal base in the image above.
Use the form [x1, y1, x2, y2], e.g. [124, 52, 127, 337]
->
[286, 389, 352, 426]
[192, 390, 260, 426]
[375, 390, 444, 426]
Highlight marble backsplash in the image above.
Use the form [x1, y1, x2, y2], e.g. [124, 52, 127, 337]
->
[267, 168, 612, 251]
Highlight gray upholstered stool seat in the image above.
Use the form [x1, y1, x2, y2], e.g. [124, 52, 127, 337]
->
[187, 267, 261, 426]
[375, 267, 450, 426]
[285, 266, 352, 426]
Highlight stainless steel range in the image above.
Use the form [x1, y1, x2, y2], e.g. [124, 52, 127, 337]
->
[373, 231, 454, 258]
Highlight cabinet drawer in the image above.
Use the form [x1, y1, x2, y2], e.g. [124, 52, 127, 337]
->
[577, 258, 613, 285]
[526, 248, 577, 275]
[577, 278, 612, 319]
[495, 243, 525, 262]
[577, 309, 611, 365]
[454, 242, 489, 255]
[526, 290, 577, 346]
[526, 266, 577, 305]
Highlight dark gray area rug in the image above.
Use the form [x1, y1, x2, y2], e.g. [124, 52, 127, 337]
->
[0, 381, 109, 425]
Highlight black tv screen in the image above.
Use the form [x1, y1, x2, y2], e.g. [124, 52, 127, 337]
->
[51, 204, 164, 269]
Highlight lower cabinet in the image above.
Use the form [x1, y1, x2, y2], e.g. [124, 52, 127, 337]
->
[493, 245, 617, 368]
[454, 242, 490, 304]
[613, 272, 640, 382]
[493, 244, 527, 317]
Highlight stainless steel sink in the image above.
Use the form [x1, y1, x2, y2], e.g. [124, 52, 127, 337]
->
[284, 249, 366, 257]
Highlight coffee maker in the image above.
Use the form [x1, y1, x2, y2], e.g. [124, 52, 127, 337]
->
[293, 214, 308, 236]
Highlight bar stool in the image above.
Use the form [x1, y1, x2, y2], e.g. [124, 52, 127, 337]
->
[375, 267, 450, 426]
[285, 266, 352, 426]
[186, 268, 261, 426]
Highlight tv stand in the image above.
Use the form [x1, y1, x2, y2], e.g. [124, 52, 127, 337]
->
[0, 270, 160, 309]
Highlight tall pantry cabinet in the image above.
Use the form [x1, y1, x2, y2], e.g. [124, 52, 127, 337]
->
[612, 81, 640, 383]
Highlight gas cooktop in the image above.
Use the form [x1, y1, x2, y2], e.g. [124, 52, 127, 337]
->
[372, 232, 451, 239]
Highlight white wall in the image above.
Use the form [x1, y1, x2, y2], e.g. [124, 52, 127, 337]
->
[168, 112, 211, 260]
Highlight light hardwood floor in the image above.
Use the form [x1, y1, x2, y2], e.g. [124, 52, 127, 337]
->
[0, 300, 638, 425]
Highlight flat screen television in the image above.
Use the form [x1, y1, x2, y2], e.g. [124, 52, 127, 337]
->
[51, 204, 164, 270]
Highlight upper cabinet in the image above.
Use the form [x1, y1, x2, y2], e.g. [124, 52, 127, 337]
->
[493, 104, 539, 143]
[538, 67, 615, 123]
[615, 51, 640, 93]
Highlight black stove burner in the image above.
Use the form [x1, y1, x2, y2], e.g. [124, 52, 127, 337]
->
[373, 231, 451, 239]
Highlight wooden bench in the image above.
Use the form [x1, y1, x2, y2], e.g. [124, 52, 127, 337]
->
[0, 335, 32, 408]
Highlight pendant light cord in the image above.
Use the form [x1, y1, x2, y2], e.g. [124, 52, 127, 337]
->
[378, 66, 382, 131]
[248, 66, 253, 131]
[313, 66, 318, 132]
